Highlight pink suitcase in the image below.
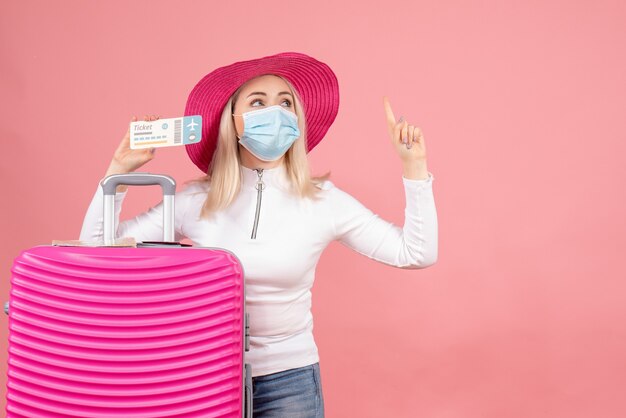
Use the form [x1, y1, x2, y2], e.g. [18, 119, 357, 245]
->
[5, 173, 252, 417]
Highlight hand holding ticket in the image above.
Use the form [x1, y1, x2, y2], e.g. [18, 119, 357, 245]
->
[130, 115, 203, 149]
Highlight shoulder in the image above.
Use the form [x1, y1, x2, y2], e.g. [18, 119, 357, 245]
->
[313, 179, 348, 202]
[313, 179, 362, 206]
[180, 180, 210, 194]
[314, 179, 336, 191]
[175, 180, 210, 204]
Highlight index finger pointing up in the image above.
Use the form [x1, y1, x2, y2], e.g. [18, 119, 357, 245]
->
[383, 96, 397, 130]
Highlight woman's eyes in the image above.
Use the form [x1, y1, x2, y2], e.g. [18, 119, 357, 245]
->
[251, 98, 292, 107]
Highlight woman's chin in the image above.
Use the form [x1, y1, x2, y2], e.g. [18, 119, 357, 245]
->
[238, 146, 285, 169]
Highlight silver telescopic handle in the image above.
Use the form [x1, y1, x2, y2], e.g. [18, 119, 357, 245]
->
[100, 173, 176, 245]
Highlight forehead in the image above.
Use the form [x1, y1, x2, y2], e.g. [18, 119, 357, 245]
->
[239, 74, 291, 93]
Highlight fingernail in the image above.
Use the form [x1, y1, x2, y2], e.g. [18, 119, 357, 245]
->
[399, 116, 404, 122]
[402, 137, 408, 144]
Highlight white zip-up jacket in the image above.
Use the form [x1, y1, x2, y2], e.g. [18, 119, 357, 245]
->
[79, 164, 438, 377]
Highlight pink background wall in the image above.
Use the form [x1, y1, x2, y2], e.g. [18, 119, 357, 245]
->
[1, 0, 625, 416]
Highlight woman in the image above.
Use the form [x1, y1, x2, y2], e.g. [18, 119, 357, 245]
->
[80, 51, 438, 417]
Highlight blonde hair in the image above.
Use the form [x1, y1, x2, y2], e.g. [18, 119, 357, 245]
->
[187, 75, 331, 220]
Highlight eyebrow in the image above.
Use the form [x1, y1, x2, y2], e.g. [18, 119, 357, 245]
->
[246, 91, 293, 98]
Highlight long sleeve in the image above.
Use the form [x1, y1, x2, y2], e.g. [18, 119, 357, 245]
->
[329, 172, 438, 269]
[79, 183, 189, 243]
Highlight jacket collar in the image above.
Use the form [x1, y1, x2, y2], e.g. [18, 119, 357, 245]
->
[240, 163, 292, 191]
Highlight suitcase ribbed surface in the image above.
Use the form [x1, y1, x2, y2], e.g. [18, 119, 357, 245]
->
[6, 246, 245, 417]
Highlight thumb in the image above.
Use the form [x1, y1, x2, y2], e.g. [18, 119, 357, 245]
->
[393, 116, 406, 143]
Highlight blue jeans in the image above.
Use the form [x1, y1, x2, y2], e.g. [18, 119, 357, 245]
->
[252, 362, 325, 417]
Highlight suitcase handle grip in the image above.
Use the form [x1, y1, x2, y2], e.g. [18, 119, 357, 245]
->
[101, 173, 176, 244]
[101, 173, 176, 196]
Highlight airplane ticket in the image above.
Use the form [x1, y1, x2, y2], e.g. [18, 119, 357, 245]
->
[130, 115, 202, 149]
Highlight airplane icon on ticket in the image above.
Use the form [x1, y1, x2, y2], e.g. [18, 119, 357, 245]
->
[186, 118, 199, 131]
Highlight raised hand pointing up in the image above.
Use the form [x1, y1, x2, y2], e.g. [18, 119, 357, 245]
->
[383, 96, 427, 163]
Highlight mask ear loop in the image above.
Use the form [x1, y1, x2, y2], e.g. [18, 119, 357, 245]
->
[231, 101, 242, 140]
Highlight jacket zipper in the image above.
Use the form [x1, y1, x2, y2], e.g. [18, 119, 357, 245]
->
[251, 168, 265, 239]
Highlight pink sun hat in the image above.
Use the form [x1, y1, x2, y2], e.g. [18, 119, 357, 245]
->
[184, 51, 340, 173]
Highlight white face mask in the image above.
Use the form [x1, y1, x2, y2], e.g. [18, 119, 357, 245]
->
[233, 105, 301, 161]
